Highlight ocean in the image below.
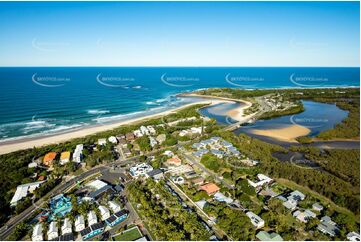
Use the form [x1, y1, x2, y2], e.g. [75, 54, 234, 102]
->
[0, 67, 359, 142]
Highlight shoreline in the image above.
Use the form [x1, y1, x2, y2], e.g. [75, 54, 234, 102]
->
[250, 124, 311, 143]
[0, 97, 241, 155]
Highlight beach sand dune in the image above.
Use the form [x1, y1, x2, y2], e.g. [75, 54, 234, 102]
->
[250, 124, 311, 142]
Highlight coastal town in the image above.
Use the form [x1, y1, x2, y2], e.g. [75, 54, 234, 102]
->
[0, 88, 359, 241]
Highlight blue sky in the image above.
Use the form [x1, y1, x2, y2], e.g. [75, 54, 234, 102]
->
[0, 1, 359, 67]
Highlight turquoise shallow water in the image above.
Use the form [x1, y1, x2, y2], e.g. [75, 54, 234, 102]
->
[0, 67, 358, 141]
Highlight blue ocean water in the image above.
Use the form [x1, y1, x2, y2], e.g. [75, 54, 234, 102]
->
[0, 67, 359, 141]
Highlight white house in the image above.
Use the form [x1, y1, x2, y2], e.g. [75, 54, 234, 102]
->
[163, 150, 174, 157]
[129, 163, 153, 177]
[108, 136, 118, 144]
[147, 125, 156, 135]
[108, 201, 121, 213]
[347, 232, 360, 241]
[133, 129, 143, 137]
[149, 136, 158, 148]
[73, 144, 83, 163]
[98, 205, 110, 221]
[246, 211, 265, 228]
[140, 126, 150, 135]
[88, 211, 98, 226]
[32, 223, 43, 241]
[47, 221, 58, 240]
[293, 210, 317, 223]
[10, 181, 45, 207]
[61, 218, 72, 235]
[98, 138, 107, 146]
[288, 190, 306, 202]
[75, 215, 85, 232]
[248, 174, 273, 188]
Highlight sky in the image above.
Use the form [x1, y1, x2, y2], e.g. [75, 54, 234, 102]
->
[0, 1, 359, 67]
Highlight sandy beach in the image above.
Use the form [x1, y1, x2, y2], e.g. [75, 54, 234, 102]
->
[250, 124, 311, 142]
[0, 97, 252, 155]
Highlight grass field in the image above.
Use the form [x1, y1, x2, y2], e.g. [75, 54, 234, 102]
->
[113, 227, 142, 241]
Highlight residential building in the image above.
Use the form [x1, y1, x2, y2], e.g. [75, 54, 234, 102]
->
[146, 169, 164, 180]
[87, 180, 108, 190]
[312, 203, 324, 212]
[140, 126, 150, 135]
[213, 192, 233, 204]
[317, 216, 339, 237]
[61, 218, 72, 235]
[129, 163, 153, 177]
[28, 162, 38, 168]
[163, 150, 174, 157]
[133, 129, 143, 137]
[47, 221, 58, 240]
[125, 132, 135, 141]
[108, 136, 118, 144]
[73, 144, 83, 163]
[32, 223, 43, 241]
[10, 181, 45, 206]
[108, 201, 121, 213]
[147, 125, 156, 135]
[282, 199, 298, 210]
[200, 183, 220, 195]
[80, 223, 104, 240]
[190, 177, 205, 186]
[149, 136, 158, 147]
[87, 211, 98, 226]
[166, 156, 182, 166]
[287, 190, 306, 202]
[88, 185, 115, 200]
[193, 149, 209, 158]
[248, 174, 273, 188]
[156, 134, 166, 144]
[60, 151, 71, 165]
[99, 205, 111, 221]
[256, 231, 283, 241]
[293, 209, 317, 223]
[43, 152, 57, 167]
[246, 211, 265, 228]
[195, 200, 207, 210]
[347, 232, 360, 241]
[75, 215, 85, 232]
[105, 210, 129, 227]
[98, 138, 107, 146]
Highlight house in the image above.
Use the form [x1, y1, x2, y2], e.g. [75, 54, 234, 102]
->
[47, 221, 58, 240]
[256, 231, 283, 241]
[10, 181, 45, 206]
[149, 136, 158, 147]
[213, 192, 233, 204]
[140, 126, 150, 135]
[61, 218, 72, 235]
[163, 150, 174, 157]
[172, 176, 185, 185]
[317, 216, 339, 237]
[293, 209, 317, 223]
[210, 149, 225, 158]
[248, 174, 273, 188]
[98, 138, 107, 146]
[287, 190, 306, 202]
[87, 180, 108, 190]
[147, 125, 156, 135]
[73, 144, 83, 163]
[166, 156, 182, 167]
[75, 215, 85, 232]
[32, 223, 43, 241]
[133, 129, 143, 137]
[195, 200, 208, 210]
[246, 211, 265, 228]
[87, 210, 98, 226]
[200, 183, 220, 195]
[99, 205, 111, 221]
[347, 232, 360, 241]
[190, 177, 205, 186]
[28, 162, 38, 168]
[105, 210, 128, 227]
[60, 151, 71, 165]
[108, 136, 118, 144]
[108, 201, 121, 213]
[156, 134, 166, 144]
[146, 169, 164, 180]
[312, 203, 324, 212]
[88, 185, 115, 200]
[43, 152, 57, 167]
[125, 132, 135, 141]
[193, 149, 209, 158]
[80, 222, 105, 240]
[129, 163, 153, 177]
[282, 199, 298, 210]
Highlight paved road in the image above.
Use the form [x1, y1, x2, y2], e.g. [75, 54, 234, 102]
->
[181, 152, 235, 190]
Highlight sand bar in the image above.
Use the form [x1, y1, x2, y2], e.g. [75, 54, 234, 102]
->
[250, 124, 311, 142]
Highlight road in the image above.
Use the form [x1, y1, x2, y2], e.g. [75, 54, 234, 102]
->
[181, 152, 235, 190]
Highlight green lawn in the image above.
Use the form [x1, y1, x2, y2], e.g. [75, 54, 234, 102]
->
[113, 227, 142, 241]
